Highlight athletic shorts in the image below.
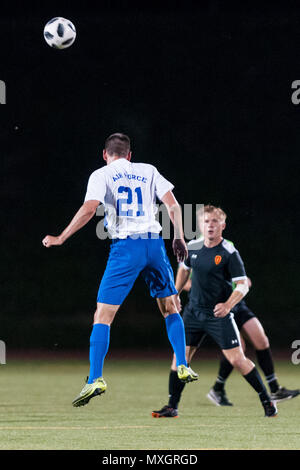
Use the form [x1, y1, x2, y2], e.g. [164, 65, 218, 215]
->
[182, 305, 241, 350]
[232, 300, 256, 330]
[97, 234, 177, 305]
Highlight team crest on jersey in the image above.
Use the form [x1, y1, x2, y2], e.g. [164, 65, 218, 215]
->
[214, 255, 222, 265]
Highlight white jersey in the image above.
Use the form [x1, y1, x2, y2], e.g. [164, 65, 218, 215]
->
[84, 158, 174, 238]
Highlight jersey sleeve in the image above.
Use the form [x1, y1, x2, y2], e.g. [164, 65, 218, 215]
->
[228, 250, 247, 282]
[153, 167, 174, 200]
[84, 170, 106, 204]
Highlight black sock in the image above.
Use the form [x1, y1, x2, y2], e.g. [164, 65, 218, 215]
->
[256, 348, 279, 393]
[243, 367, 269, 402]
[213, 355, 234, 391]
[168, 370, 186, 409]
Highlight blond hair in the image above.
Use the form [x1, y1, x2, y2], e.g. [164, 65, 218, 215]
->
[197, 204, 227, 221]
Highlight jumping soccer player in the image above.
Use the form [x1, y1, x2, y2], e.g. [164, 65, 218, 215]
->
[42, 133, 198, 407]
[152, 205, 278, 418]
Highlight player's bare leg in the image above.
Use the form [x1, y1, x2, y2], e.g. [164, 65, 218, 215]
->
[241, 317, 269, 350]
[93, 302, 119, 325]
[222, 345, 254, 375]
[207, 336, 247, 406]
[156, 295, 179, 320]
[72, 302, 120, 407]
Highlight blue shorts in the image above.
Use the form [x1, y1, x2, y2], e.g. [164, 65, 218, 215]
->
[97, 234, 177, 305]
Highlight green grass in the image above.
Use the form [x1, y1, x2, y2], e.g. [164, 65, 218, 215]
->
[0, 356, 299, 450]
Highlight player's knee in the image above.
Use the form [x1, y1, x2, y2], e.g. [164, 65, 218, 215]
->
[163, 298, 178, 316]
[229, 354, 247, 371]
[93, 304, 117, 325]
[257, 335, 270, 350]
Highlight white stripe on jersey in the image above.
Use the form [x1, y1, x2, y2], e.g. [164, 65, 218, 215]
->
[221, 239, 236, 254]
[187, 236, 204, 250]
[84, 158, 174, 238]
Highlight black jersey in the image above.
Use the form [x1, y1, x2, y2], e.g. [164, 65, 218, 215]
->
[183, 238, 247, 310]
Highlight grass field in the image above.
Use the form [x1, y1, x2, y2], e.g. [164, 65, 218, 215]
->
[0, 355, 299, 450]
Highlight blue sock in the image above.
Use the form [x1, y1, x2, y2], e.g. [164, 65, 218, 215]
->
[165, 313, 187, 367]
[87, 323, 110, 384]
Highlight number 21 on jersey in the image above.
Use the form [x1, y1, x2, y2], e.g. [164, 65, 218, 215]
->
[117, 186, 145, 217]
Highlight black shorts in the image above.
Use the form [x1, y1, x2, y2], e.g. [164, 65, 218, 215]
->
[232, 300, 256, 330]
[182, 305, 241, 350]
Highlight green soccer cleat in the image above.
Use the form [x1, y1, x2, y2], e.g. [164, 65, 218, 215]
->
[177, 364, 198, 383]
[72, 377, 107, 407]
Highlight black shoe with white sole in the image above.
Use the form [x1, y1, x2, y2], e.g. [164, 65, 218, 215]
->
[207, 388, 233, 406]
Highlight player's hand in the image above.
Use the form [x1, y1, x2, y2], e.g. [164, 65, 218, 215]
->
[42, 235, 63, 248]
[174, 294, 182, 313]
[213, 303, 230, 318]
[172, 238, 188, 263]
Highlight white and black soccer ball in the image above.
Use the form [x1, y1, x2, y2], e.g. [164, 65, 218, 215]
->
[43, 17, 76, 49]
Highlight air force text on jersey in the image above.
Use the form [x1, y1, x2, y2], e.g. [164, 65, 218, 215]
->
[112, 171, 148, 183]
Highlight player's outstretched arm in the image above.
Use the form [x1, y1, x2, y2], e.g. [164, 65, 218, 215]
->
[214, 279, 249, 318]
[42, 200, 100, 248]
[161, 190, 188, 262]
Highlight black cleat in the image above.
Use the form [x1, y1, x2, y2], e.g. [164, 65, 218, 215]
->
[270, 386, 300, 403]
[262, 400, 278, 417]
[152, 405, 178, 418]
[207, 388, 233, 406]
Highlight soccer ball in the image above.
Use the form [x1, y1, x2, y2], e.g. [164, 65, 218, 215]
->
[43, 17, 76, 49]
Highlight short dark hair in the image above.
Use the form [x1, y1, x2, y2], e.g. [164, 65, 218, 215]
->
[104, 133, 131, 157]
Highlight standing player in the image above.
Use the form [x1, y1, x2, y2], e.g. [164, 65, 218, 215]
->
[42, 133, 198, 407]
[152, 205, 277, 418]
[180, 272, 300, 406]
[208, 277, 300, 406]
[179, 239, 299, 406]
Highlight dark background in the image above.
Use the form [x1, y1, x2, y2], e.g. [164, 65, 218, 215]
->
[1, 1, 299, 354]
